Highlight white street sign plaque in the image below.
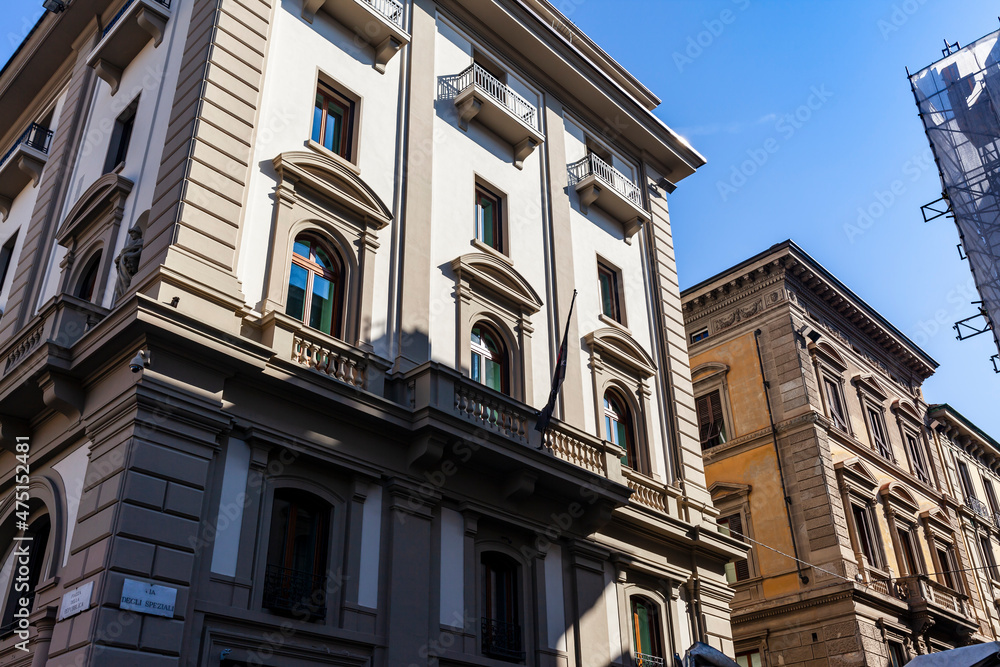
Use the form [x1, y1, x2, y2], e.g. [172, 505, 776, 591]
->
[58, 581, 94, 620]
[119, 579, 177, 618]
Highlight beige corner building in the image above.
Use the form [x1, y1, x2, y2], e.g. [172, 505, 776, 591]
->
[682, 241, 986, 667]
[0, 0, 743, 665]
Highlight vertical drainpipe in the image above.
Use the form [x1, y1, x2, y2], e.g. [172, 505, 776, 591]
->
[754, 328, 810, 585]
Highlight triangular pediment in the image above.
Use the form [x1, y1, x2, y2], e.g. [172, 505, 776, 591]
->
[852, 374, 891, 401]
[813, 342, 848, 372]
[450, 253, 542, 314]
[273, 151, 391, 229]
[584, 327, 655, 377]
[709, 481, 751, 503]
[835, 457, 879, 494]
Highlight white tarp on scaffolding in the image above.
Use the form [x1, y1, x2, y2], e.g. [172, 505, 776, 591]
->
[911, 30, 1000, 360]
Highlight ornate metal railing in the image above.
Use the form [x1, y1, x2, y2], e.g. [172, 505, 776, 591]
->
[262, 564, 327, 620]
[0, 123, 53, 168]
[635, 653, 666, 667]
[359, 0, 403, 27]
[568, 153, 642, 207]
[481, 617, 525, 661]
[967, 495, 992, 520]
[993, 513, 1000, 531]
[292, 333, 368, 389]
[456, 63, 538, 129]
[102, 0, 171, 37]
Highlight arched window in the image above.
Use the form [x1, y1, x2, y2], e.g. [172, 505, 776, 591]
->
[481, 552, 524, 661]
[286, 234, 343, 337]
[75, 251, 102, 301]
[630, 596, 664, 666]
[604, 390, 638, 470]
[0, 515, 50, 633]
[264, 489, 330, 621]
[471, 323, 508, 394]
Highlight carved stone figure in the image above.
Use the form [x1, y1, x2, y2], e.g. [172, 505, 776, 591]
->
[114, 226, 143, 300]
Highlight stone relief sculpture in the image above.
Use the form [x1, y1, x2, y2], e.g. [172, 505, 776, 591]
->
[114, 225, 143, 300]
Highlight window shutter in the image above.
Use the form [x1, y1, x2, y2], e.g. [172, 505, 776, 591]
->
[696, 395, 712, 443]
[710, 391, 724, 425]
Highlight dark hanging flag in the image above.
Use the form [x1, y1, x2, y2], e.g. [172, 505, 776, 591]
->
[535, 290, 577, 443]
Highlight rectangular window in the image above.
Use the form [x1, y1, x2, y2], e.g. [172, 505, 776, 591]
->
[312, 83, 354, 159]
[887, 642, 906, 667]
[597, 261, 621, 323]
[936, 545, 960, 591]
[852, 504, 882, 568]
[0, 231, 18, 294]
[896, 527, 919, 576]
[717, 513, 751, 581]
[104, 97, 139, 173]
[823, 377, 848, 431]
[735, 650, 762, 667]
[474, 185, 503, 251]
[696, 390, 727, 450]
[690, 328, 709, 344]
[981, 534, 1000, 581]
[984, 477, 1000, 515]
[866, 407, 892, 460]
[957, 459, 976, 500]
[906, 432, 929, 483]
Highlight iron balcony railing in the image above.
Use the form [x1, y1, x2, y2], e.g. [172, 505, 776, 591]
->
[102, 0, 171, 37]
[568, 152, 643, 207]
[481, 617, 525, 661]
[359, 0, 403, 28]
[635, 653, 666, 667]
[262, 564, 327, 621]
[967, 495, 991, 520]
[457, 63, 538, 130]
[0, 123, 53, 169]
[994, 513, 1000, 531]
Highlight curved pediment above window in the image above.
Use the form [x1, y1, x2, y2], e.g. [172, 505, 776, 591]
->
[879, 482, 921, 515]
[272, 151, 391, 230]
[891, 399, 923, 425]
[584, 327, 655, 378]
[692, 361, 729, 384]
[56, 173, 134, 248]
[450, 253, 542, 315]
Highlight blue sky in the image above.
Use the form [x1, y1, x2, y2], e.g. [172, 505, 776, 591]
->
[2, 1, 997, 435]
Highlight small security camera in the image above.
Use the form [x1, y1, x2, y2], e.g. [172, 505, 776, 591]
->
[129, 350, 149, 373]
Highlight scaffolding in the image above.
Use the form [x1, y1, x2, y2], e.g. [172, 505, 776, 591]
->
[910, 30, 1000, 371]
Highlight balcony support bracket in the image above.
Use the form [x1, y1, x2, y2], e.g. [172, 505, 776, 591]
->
[0, 196, 11, 222]
[301, 0, 324, 23]
[17, 154, 46, 189]
[92, 59, 124, 96]
[136, 7, 167, 47]
[513, 137, 538, 171]
[578, 183, 600, 214]
[374, 36, 402, 74]
[37, 371, 84, 421]
[623, 216, 642, 245]
[457, 96, 482, 132]
[502, 470, 537, 502]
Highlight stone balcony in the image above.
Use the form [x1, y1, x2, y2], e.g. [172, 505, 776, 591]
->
[301, 0, 409, 73]
[88, 0, 171, 95]
[0, 123, 52, 219]
[569, 153, 649, 243]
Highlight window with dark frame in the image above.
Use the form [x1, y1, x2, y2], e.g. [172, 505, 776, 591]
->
[104, 97, 139, 173]
[75, 251, 102, 301]
[696, 390, 727, 449]
[957, 459, 977, 501]
[984, 476, 1000, 516]
[286, 234, 344, 338]
[0, 231, 18, 295]
[866, 406, 892, 461]
[471, 323, 508, 395]
[887, 642, 906, 667]
[896, 526, 920, 576]
[851, 503, 883, 569]
[263, 489, 330, 621]
[481, 552, 523, 662]
[717, 512, 751, 581]
[981, 534, 1000, 581]
[823, 377, 848, 431]
[905, 431, 929, 484]
[936, 544, 961, 591]
[735, 649, 763, 667]
[312, 83, 354, 160]
[0, 515, 50, 634]
[597, 261, 622, 323]
[690, 328, 709, 344]
[474, 185, 503, 252]
[604, 390, 638, 471]
[630, 596, 664, 665]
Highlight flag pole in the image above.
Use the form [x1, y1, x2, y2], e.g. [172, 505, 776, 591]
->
[535, 289, 577, 449]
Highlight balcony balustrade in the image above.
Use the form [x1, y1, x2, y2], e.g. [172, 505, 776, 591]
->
[0, 123, 53, 219]
[453, 63, 544, 169]
[569, 153, 649, 242]
[301, 0, 409, 73]
[88, 0, 171, 95]
[635, 653, 666, 667]
[481, 617, 525, 661]
[967, 495, 992, 521]
[2, 295, 107, 378]
[262, 564, 327, 621]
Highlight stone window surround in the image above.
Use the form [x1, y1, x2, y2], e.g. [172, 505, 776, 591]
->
[692, 362, 735, 451]
[879, 483, 927, 578]
[263, 151, 391, 349]
[620, 587, 670, 664]
[920, 509, 965, 594]
[473, 537, 534, 661]
[596, 254, 627, 329]
[709, 481, 758, 583]
[852, 374, 895, 464]
[0, 475, 64, 611]
[472, 174, 509, 258]
[836, 459, 888, 578]
[309, 68, 363, 168]
[451, 253, 542, 404]
[584, 328, 657, 478]
[891, 400, 933, 488]
[808, 341, 852, 436]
